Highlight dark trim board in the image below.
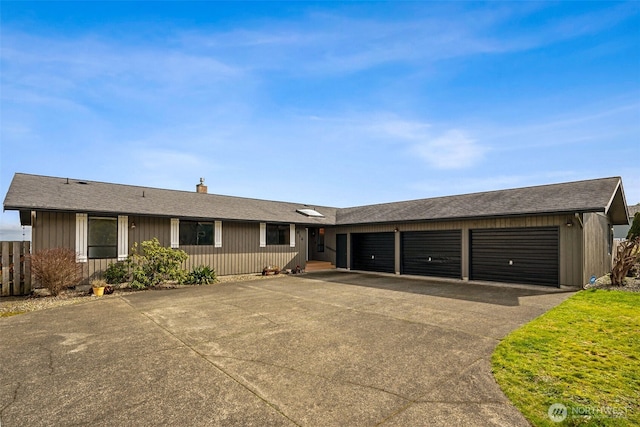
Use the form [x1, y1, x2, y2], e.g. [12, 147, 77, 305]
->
[470, 227, 559, 286]
[336, 234, 347, 268]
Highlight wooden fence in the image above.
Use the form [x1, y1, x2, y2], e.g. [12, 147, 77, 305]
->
[0, 241, 31, 296]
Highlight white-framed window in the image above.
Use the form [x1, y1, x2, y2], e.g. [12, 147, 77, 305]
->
[76, 214, 128, 261]
[87, 216, 118, 259]
[179, 221, 214, 246]
[260, 223, 296, 247]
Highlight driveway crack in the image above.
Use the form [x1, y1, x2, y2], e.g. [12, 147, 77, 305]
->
[119, 297, 302, 427]
[208, 354, 413, 401]
[0, 381, 22, 424]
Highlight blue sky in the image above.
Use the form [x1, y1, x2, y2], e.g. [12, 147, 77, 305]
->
[1, 1, 639, 240]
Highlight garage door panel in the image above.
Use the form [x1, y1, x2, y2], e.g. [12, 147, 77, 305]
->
[471, 227, 559, 286]
[351, 232, 395, 273]
[401, 230, 461, 279]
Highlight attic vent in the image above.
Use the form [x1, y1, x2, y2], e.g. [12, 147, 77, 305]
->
[296, 208, 324, 218]
[77, 181, 88, 185]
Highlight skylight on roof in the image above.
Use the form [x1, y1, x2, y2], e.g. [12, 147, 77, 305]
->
[296, 208, 324, 218]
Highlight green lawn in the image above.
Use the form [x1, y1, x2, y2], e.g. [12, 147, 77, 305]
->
[492, 290, 639, 426]
[0, 310, 25, 318]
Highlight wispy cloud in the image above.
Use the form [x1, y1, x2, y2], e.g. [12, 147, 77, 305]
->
[171, 3, 638, 76]
[479, 99, 640, 151]
[411, 130, 485, 169]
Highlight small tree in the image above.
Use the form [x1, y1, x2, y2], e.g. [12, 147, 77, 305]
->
[31, 248, 82, 296]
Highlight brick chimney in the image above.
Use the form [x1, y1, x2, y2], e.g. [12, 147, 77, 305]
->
[196, 177, 208, 194]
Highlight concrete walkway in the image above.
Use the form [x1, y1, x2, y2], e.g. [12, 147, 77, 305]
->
[0, 272, 574, 426]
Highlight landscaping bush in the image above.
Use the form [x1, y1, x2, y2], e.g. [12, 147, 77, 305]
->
[627, 212, 640, 240]
[185, 265, 217, 285]
[30, 248, 82, 296]
[104, 261, 128, 284]
[127, 238, 188, 288]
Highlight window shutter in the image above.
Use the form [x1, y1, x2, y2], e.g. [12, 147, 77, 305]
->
[75, 213, 88, 263]
[214, 221, 222, 248]
[290, 224, 296, 247]
[117, 216, 129, 261]
[260, 223, 266, 247]
[171, 218, 180, 248]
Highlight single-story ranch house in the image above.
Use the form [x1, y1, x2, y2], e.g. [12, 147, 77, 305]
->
[3, 173, 630, 288]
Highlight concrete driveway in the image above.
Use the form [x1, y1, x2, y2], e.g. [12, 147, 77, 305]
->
[0, 271, 573, 426]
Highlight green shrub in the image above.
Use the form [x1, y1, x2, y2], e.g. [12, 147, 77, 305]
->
[129, 280, 147, 290]
[104, 261, 128, 284]
[127, 238, 188, 287]
[186, 265, 217, 285]
[627, 212, 640, 240]
[30, 248, 82, 296]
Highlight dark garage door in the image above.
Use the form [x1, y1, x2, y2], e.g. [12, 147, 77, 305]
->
[401, 230, 461, 279]
[351, 232, 395, 273]
[470, 227, 559, 286]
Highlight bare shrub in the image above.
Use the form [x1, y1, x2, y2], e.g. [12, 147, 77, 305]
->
[31, 248, 82, 296]
[611, 237, 640, 286]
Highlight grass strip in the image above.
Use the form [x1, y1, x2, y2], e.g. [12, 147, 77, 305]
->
[492, 289, 639, 426]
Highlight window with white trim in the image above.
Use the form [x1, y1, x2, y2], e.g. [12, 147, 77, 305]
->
[179, 221, 214, 246]
[88, 216, 118, 259]
[266, 223, 290, 245]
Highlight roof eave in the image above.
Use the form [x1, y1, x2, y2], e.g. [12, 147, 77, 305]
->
[604, 178, 630, 225]
[335, 208, 607, 227]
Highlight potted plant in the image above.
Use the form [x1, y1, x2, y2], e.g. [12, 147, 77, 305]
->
[91, 279, 107, 296]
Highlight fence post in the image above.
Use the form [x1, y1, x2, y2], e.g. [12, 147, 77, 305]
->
[24, 241, 32, 294]
[1, 242, 10, 296]
[11, 241, 21, 295]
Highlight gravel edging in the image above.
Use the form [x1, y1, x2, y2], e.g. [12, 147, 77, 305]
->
[0, 272, 293, 317]
[583, 275, 640, 292]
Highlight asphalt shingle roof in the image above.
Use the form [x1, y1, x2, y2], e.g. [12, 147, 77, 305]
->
[3, 173, 337, 225]
[337, 177, 627, 225]
[3, 173, 629, 226]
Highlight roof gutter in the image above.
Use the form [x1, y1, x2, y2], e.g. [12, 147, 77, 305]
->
[334, 208, 606, 227]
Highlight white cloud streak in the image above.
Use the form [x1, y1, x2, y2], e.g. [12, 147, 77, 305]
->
[412, 130, 485, 170]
